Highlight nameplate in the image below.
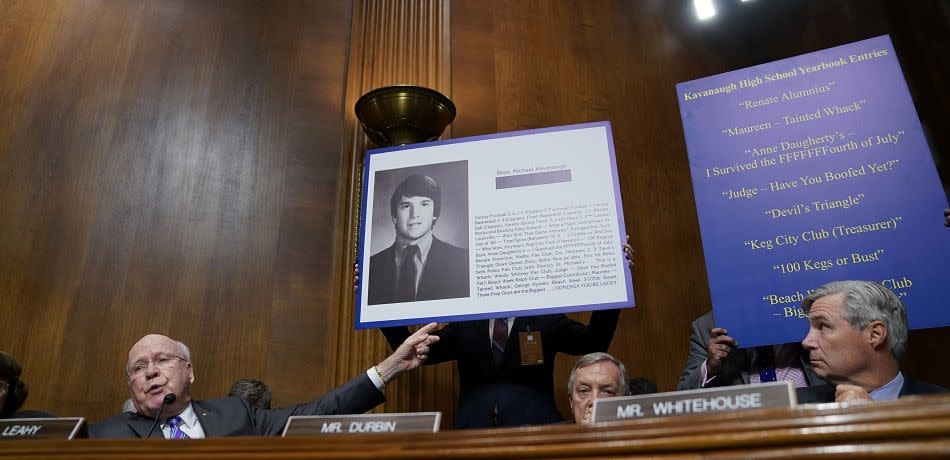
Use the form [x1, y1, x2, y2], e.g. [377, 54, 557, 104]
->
[592, 381, 795, 423]
[282, 412, 440, 436]
[0, 418, 86, 440]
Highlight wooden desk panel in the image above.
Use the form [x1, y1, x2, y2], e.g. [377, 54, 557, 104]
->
[3, 394, 947, 459]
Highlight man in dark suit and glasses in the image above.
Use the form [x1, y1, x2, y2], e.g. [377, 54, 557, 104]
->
[368, 174, 469, 305]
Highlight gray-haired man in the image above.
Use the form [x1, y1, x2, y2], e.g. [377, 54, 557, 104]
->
[797, 280, 946, 403]
[567, 352, 630, 424]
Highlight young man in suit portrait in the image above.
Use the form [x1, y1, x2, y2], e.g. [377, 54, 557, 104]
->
[368, 174, 469, 305]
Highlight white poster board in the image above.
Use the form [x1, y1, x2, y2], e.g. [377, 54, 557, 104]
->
[355, 122, 635, 328]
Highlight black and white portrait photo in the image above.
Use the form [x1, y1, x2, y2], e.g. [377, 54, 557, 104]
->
[367, 160, 470, 305]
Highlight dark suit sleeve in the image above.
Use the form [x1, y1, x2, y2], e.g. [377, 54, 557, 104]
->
[677, 316, 710, 390]
[380, 326, 411, 351]
[425, 322, 464, 363]
[255, 373, 385, 435]
[796, 384, 836, 404]
[551, 309, 621, 355]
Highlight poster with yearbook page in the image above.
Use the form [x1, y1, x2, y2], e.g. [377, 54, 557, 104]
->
[354, 121, 635, 329]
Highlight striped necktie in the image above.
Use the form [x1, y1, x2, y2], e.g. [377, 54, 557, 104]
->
[395, 245, 420, 302]
[492, 318, 508, 367]
[166, 415, 190, 439]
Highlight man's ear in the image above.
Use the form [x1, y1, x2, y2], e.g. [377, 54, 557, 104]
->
[188, 362, 195, 384]
[867, 320, 888, 351]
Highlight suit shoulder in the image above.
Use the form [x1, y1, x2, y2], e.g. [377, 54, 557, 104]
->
[903, 376, 948, 395]
[796, 384, 836, 404]
[520, 314, 571, 330]
[432, 237, 467, 255]
[94, 412, 137, 426]
[88, 412, 138, 438]
[194, 397, 248, 412]
[370, 244, 397, 260]
[693, 311, 715, 328]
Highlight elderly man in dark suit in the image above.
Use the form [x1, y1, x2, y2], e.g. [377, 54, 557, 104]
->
[90, 324, 439, 438]
[795, 280, 946, 403]
[368, 174, 468, 305]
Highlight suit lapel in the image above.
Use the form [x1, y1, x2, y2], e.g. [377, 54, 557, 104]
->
[504, 317, 530, 365]
[737, 348, 751, 384]
[898, 375, 914, 397]
[417, 237, 441, 297]
[192, 400, 220, 437]
[127, 413, 161, 439]
[383, 245, 398, 300]
[482, 318, 511, 373]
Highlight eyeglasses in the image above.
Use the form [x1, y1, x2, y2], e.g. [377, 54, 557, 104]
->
[126, 355, 187, 378]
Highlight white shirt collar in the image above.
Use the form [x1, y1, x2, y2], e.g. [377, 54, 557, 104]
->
[869, 371, 904, 401]
[396, 231, 434, 264]
[161, 402, 199, 431]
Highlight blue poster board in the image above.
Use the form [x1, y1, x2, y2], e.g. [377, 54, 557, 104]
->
[677, 35, 949, 347]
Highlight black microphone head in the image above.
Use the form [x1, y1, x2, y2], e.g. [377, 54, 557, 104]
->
[163, 393, 177, 405]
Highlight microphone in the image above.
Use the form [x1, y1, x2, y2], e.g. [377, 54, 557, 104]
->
[145, 393, 177, 439]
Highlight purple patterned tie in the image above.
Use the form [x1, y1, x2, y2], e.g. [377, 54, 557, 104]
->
[167, 415, 190, 439]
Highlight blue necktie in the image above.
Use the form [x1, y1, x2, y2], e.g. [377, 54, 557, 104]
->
[754, 345, 777, 382]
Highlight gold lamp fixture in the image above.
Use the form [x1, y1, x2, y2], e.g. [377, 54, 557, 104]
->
[354, 85, 456, 147]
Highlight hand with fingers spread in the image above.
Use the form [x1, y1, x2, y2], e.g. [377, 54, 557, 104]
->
[705, 327, 737, 378]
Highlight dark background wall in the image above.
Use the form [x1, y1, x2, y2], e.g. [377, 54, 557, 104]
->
[0, 0, 353, 420]
[0, 0, 947, 423]
[449, 0, 950, 417]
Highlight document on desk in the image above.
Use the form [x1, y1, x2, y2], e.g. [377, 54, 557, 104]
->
[354, 121, 635, 329]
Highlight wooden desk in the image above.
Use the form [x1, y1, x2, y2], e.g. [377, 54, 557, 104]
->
[3, 394, 948, 459]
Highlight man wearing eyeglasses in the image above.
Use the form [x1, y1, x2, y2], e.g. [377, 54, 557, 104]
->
[90, 325, 439, 438]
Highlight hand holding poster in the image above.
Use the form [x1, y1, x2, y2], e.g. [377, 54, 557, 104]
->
[355, 122, 635, 329]
[677, 35, 950, 347]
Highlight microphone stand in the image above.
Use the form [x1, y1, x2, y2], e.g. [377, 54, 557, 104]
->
[145, 393, 177, 439]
